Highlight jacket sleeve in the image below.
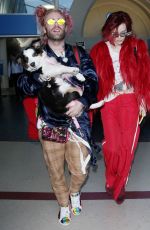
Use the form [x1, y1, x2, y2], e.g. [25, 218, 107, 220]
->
[17, 71, 45, 97]
[135, 39, 150, 111]
[77, 46, 98, 109]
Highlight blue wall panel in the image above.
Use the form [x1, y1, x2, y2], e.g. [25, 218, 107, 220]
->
[0, 14, 38, 37]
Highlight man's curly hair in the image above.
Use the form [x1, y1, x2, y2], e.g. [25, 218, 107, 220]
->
[35, 5, 73, 35]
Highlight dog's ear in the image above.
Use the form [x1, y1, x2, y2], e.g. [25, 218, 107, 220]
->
[31, 39, 43, 49]
[31, 39, 44, 56]
[32, 46, 43, 56]
[15, 52, 23, 64]
[16, 57, 22, 64]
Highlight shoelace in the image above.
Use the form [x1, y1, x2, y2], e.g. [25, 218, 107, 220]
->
[70, 193, 80, 208]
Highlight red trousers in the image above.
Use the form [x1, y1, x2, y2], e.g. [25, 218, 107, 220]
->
[101, 94, 140, 200]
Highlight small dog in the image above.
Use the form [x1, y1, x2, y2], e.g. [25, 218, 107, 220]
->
[18, 40, 85, 114]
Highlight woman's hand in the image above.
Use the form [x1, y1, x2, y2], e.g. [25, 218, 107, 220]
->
[65, 100, 84, 117]
[139, 100, 147, 124]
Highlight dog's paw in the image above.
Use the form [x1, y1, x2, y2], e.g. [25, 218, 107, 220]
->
[76, 73, 85, 82]
[47, 83, 51, 88]
[39, 73, 51, 82]
[72, 67, 79, 75]
[39, 74, 48, 82]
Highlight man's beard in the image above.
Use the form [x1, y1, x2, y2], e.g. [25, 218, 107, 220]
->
[46, 30, 66, 41]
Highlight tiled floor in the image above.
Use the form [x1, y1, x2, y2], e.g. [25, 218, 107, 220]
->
[0, 95, 150, 230]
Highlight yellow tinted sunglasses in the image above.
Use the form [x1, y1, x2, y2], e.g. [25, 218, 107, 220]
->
[47, 18, 66, 26]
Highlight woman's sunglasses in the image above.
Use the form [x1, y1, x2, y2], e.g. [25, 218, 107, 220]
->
[111, 31, 132, 38]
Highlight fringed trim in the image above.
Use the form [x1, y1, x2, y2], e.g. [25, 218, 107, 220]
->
[68, 128, 91, 174]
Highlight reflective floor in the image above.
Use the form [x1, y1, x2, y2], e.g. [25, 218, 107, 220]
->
[0, 95, 150, 230]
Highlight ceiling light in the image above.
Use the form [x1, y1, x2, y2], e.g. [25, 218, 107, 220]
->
[43, 4, 55, 9]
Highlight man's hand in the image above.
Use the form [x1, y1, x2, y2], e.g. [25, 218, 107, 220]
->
[65, 100, 84, 117]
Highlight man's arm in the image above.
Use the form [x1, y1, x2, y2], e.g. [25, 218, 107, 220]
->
[65, 46, 98, 117]
[77, 46, 98, 110]
[17, 71, 45, 97]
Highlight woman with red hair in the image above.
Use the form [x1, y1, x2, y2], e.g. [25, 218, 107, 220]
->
[90, 11, 150, 204]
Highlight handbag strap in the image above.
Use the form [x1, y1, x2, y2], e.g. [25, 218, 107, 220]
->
[72, 45, 94, 125]
[72, 46, 81, 65]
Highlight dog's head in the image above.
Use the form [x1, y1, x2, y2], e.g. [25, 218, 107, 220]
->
[17, 39, 44, 72]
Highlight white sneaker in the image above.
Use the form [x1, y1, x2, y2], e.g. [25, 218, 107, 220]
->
[58, 206, 71, 226]
[70, 192, 82, 216]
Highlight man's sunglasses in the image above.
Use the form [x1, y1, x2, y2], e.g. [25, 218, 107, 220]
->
[46, 18, 66, 26]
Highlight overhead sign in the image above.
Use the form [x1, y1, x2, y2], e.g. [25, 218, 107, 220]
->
[0, 14, 39, 37]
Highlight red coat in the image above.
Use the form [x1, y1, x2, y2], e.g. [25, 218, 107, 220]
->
[90, 37, 150, 110]
[23, 97, 39, 140]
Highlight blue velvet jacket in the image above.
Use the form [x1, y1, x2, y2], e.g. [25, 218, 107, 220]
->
[17, 43, 98, 143]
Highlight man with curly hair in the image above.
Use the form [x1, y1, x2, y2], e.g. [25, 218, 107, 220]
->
[18, 5, 98, 225]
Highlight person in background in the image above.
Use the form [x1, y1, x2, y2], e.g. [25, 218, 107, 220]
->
[8, 55, 23, 99]
[90, 11, 150, 204]
[17, 6, 98, 225]
[0, 64, 2, 95]
[22, 96, 39, 140]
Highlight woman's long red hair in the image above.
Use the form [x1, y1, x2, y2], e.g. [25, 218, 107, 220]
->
[102, 11, 133, 43]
